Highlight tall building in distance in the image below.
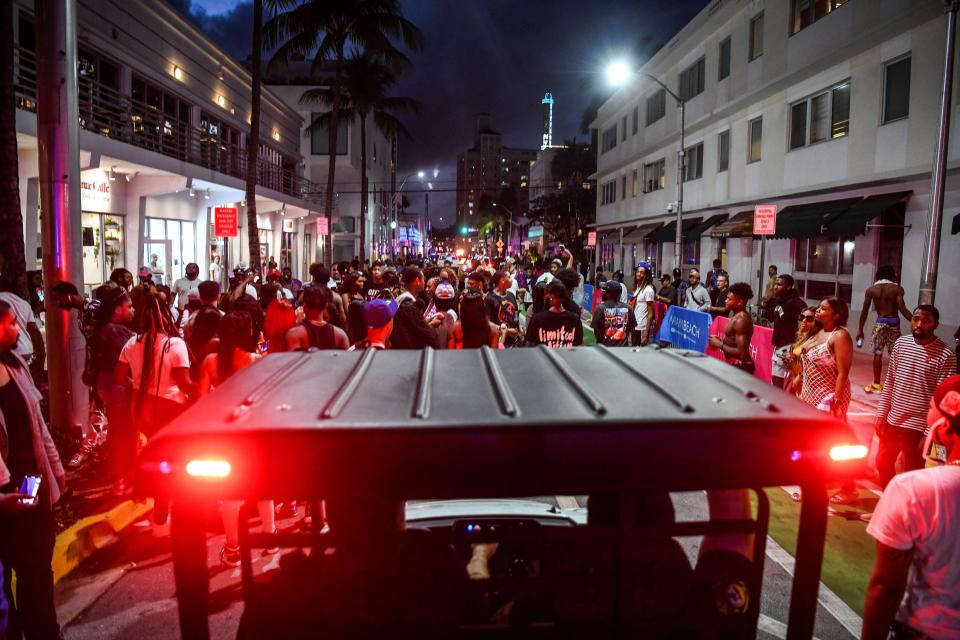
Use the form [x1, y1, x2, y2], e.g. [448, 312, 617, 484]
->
[541, 92, 554, 150]
[456, 114, 537, 227]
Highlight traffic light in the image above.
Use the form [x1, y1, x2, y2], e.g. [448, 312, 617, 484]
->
[460, 225, 468, 235]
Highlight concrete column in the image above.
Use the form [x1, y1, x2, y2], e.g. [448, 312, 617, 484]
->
[36, 0, 88, 435]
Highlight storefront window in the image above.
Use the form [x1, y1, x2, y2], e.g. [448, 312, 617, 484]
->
[81, 213, 125, 287]
[144, 217, 196, 286]
[259, 229, 273, 270]
[281, 231, 295, 269]
[794, 235, 854, 304]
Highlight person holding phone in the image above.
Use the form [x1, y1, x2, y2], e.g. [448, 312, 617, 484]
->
[0, 298, 66, 639]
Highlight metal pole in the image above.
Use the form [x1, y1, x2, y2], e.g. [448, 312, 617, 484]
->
[674, 99, 685, 275]
[919, 0, 958, 306]
[758, 235, 766, 322]
[36, 0, 87, 436]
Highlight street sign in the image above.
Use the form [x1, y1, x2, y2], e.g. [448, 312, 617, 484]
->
[528, 225, 544, 239]
[316, 216, 329, 235]
[213, 207, 238, 237]
[753, 205, 777, 235]
[496, 239, 504, 250]
[586, 231, 597, 248]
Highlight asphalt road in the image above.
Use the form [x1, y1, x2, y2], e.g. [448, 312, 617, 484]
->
[56, 492, 861, 640]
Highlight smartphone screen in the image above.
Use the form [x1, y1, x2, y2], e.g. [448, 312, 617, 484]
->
[19, 475, 41, 505]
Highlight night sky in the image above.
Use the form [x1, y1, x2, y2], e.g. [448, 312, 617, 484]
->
[176, 0, 708, 227]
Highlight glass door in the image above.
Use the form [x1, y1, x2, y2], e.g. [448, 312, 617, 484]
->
[143, 240, 172, 286]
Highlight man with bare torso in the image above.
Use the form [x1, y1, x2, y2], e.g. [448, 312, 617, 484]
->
[856, 265, 912, 393]
[708, 282, 756, 375]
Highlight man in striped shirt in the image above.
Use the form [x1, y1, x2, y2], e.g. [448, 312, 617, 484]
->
[875, 305, 957, 489]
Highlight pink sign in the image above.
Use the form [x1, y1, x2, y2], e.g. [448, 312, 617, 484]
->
[586, 231, 597, 248]
[316, 216, 329, 235]
[706, 316, 774, 383]
[753, 204, 777, 235]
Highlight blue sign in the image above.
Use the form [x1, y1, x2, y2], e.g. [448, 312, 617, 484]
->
[528, 225, 544, 239]
[655, 305, 712, 352]
[582, 283, 595, 313]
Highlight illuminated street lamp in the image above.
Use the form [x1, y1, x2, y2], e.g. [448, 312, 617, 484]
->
[606, 60, 685, 275]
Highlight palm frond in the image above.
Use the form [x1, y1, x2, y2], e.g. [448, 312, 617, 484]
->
[372, 111, 412, 140]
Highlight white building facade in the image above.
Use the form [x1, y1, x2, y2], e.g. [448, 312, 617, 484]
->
[13, 0, 326, 291]
[265, 61, 395, 264]
[593, 0, 960, 335]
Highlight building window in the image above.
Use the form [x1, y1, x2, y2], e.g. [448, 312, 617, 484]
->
[749, 13, 764, 61]
[621, 115, 627, 141]
[310, 113, 348, 155]
[679, 57, 706, 101]
[683, 142, 704, 181]
[601, 180, 617, 205]
[789, 82, 850, 150]
[883, 55, 911, 124]
[601, 126, 618, 153]
[631, 169, 638, 197]
[719, 37, 731, 80]
[621, 175, 627, 200]
[748, 117, 762, 163]
[718, 130, 730, 172]
[791, 0, 849, 35]
[646, 89, 666, 125]
[643, 159, 666, 193]
[793, 235, 855, 303]
[632, 107, 639, 135]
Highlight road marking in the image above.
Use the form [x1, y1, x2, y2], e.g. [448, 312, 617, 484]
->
[764, 535, 863, 638]
[758, 612, 824, 640]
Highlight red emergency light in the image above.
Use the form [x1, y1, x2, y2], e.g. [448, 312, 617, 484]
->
[185, 459, 232, 478]
[828, 444, 868, 462]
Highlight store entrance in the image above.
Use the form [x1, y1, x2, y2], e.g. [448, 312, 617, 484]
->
[144, 240, 172, 287]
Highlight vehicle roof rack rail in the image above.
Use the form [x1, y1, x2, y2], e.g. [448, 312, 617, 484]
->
[230, 350, 312, 421]
[593, 345, 693, 413]
[412, 347, 435, 419]
[536, 345, 607, 416]
[319, 347, 377, 420]
[657, 347, 781, 413]
[480, 346, 519, 417]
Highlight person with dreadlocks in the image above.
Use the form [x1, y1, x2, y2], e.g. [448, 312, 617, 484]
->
[114, 293, 194, 440]
[196, 311, 277, 567]
[89, 288, 136, 496]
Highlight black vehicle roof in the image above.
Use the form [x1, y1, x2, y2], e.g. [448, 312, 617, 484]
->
[137, 346, 865, 500]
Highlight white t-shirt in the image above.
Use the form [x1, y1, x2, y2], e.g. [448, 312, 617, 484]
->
[118, 333, 190, 404]
[867, 465, 960, 638]
[631, 285, 656, 335]
[0, 291, 36, 358]
[173, 277, 200, 309]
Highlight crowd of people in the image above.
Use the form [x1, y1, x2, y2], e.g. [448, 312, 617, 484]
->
[0, 248, 959, 637]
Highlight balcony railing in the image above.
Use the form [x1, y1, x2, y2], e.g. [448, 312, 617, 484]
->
[14, 44, 326, 205]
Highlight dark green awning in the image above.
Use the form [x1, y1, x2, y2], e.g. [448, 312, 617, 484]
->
[772, 197, 862, 239]
[649, 218, 702, 243]
[710, 210, 755, 238]
[685, 214, 729, 242]
[824, 191, 911, 236]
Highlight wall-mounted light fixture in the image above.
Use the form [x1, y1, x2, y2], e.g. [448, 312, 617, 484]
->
[125, 171, 138, 182]
[205, 188, 211, 200]
[173, 66, 183, 81]
[216, 94, 226, 108]
[272, 130, 280, 142]
[108, 167, 116, 181]
[189, 187, 196, 197]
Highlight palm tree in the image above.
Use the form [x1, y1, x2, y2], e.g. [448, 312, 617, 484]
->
[0, 0, 26, 297]
[245, 0, 264, 272]
[301, 53, 419, 264]
[264, 0, 423, 266]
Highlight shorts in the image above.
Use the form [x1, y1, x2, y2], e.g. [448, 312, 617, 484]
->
[872, 322, 901, 355]
[771, 344, 793, 379]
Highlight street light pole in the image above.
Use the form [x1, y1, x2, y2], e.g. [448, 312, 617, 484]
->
[646, 75, 685, 276]
[919, 0, 958, 305]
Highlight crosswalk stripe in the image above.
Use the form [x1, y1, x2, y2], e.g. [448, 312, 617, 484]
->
[764, 535, 863, 638]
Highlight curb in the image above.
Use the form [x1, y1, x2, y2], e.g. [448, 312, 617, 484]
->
[52, 498, 154, 584]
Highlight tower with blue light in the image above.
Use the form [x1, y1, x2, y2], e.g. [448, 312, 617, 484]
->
[541, 92, 553, 150]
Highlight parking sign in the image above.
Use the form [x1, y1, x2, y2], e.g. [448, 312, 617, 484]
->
[753, 205, 777, 235]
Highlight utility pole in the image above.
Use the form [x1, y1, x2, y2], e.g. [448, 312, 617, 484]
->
[919, 0, 958, 305]
[36, 0, 88, 435]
